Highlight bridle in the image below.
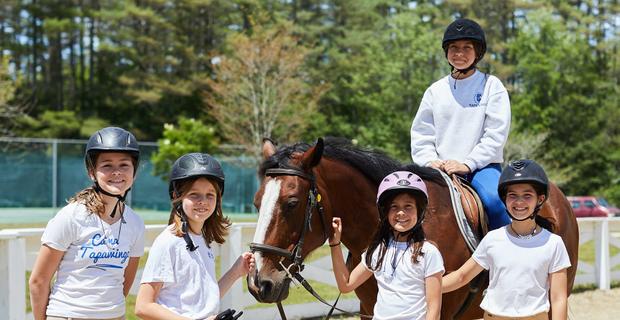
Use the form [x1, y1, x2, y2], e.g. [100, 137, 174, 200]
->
[249, 167, 328, 281]
[249, 167, 373, 319]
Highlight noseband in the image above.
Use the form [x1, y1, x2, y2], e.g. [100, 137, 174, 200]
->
[249, 167, 328, 277]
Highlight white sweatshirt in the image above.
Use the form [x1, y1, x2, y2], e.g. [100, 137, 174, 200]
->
[410, 70, 511, 171]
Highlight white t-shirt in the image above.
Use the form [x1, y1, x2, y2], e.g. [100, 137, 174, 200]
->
[141, 225, 220, 319]
[411, 70, 511, 171]
[363, 240, 444, 320]
[41, 202, 145, 318]
[472, 226, 571, 317]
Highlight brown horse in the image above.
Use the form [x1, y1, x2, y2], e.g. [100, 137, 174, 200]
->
[247, 137, 578, 319]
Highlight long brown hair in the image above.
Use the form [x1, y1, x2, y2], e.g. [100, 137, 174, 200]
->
[366, 190, 427, 271]
[168, 176, 231, 246]
[68, 151, 138, 216]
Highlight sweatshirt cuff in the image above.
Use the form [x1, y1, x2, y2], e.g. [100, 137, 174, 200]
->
[463, 160, 476, 173]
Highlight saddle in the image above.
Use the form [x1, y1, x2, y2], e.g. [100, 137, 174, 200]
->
[436, 170, 488, 252]
[452, 174, 489, 237]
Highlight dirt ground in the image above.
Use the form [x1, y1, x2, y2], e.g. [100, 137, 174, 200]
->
[567, 287, 619, 320]
[329, 288, 619, 320]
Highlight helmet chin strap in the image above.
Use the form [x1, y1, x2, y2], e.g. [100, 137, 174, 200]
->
[452, 63, 477, 74]
[506, 201, 545, 222]
[93, 182, 129, 219]
[450, 62, 477, 89]
[174, 202, 200, 252]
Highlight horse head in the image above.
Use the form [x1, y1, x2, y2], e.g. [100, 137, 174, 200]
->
[247, 138, 331, 303]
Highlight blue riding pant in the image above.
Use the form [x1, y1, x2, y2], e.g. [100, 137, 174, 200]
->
[467, 163, 511, 230]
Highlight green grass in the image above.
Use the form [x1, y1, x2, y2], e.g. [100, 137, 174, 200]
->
[579, 240, 620, 261]
[246, 279, 357, 309]
[125, 295, 138, 320]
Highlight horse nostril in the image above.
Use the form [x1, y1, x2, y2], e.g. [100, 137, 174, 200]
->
[259, 279, 274, 297]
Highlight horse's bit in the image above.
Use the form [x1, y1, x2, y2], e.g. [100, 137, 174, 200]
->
[249, 167, 372, 319]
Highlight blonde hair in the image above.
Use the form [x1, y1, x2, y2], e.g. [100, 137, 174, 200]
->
[68, 187, 106, 216]
[168, 176, 231, 246]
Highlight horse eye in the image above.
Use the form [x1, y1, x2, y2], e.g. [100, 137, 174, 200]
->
[286, 198, 299, 209]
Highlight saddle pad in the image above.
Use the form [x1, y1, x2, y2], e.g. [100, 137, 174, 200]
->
[436, 169, 480, 252]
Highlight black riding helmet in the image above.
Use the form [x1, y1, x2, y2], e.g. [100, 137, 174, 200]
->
[442, 18, 487, 71]
[169, 153, 225, 251]
[85, 127, 140, 218]
[168, 152, 225, 199]
[85, 126, 140, 173]
[498, 159, 549, 221]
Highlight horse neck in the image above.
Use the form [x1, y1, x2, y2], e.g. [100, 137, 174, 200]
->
[314, 158, 380, 254]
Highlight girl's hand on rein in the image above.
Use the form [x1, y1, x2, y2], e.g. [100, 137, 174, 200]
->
[329, 217, 342, 246]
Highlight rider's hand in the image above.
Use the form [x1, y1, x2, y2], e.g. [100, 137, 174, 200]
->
[428, 160, 445, 170]
[443, 160, 471, 175]
[329, 217, 342, 246]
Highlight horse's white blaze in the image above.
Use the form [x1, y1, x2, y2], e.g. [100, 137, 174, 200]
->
[253, 179, 281, 271]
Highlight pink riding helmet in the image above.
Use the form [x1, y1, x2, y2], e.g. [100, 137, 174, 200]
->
[376, 171, 429, 209]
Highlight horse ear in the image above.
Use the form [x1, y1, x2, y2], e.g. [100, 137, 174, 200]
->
[302, 138, 324, 170]
[262, 138, 277, 160]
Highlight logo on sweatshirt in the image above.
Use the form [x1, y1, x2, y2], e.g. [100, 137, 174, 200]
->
[469, 92, 483, 107]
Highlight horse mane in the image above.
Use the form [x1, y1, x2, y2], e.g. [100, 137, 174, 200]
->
[259, 137, 444, 186]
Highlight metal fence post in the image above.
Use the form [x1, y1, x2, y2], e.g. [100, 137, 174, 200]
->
[0, 233, 27, 320]
[52, 139, 58, 208]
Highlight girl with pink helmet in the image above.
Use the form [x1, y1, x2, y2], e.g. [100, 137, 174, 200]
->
[329, 171, 444, 320]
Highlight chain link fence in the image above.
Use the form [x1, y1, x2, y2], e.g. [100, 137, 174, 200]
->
[0, 137, 258, 213]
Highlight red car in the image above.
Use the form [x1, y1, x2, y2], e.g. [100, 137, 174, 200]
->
[568, 196, 620, 218]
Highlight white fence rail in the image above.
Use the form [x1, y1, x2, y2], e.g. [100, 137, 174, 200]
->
[1, 218, 620, 319]
[0, 223, 358, 320]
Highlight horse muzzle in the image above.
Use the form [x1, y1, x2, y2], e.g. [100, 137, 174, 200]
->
[247, 268, 292, 303]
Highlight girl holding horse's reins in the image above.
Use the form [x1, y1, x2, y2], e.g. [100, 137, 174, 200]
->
[442, 160, 571, 320]
[135, 153, 254, 320]
[329, 171, 444, 320]
[410, 18, 512, 230]
[29, 127, 146, 320]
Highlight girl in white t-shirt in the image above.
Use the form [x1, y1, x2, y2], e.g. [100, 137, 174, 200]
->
[442, 160, 571, 320]
[29, 127, 146, 320]
[135, 153, 254, 320]
[330, 171, 444, 320]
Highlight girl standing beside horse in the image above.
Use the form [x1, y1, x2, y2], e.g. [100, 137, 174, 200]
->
[135, 153, 254, 320]
[329, 170, 444, 320]
[442, 160, 571, 320]
[29, 127, 146, 320]
[410, 18, 512, 230]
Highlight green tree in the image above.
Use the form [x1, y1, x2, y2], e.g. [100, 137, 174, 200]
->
[151, 117, 220, 179]
[203, 22, 327, 158]
[312, 3, 444, 160]
[0, 56, 22, 136]
[509, 8, 618, 199]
